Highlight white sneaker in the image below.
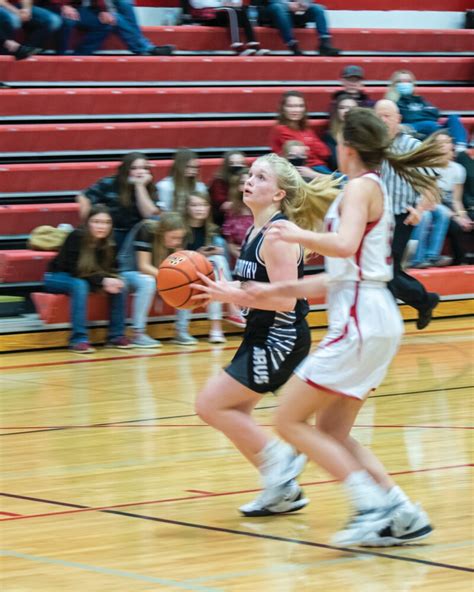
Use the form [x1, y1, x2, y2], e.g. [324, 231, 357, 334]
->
[132, 333, 162, 348]
[172, 334, 198, 346]
[260, 440, 307, 490]
[239, 480, 309, 517]
[360, 502, 433, 547]
[208, 331, 227, 344]
[331, 505, 397, 547]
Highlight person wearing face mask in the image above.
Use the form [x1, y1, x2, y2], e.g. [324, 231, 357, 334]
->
[385, 70, 468, 152]
[281, 140, 316, 182]
[76, 152, 159, 251]
[209, 150, 247, 226]
[156, 148, 207, 215]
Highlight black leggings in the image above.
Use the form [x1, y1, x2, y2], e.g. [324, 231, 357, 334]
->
[204, 7, 256, 45]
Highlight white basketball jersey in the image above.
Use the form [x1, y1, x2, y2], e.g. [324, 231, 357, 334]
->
[324, 173, 394, 283]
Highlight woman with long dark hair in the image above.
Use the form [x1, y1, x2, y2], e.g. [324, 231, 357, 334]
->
[44, 205, 131, 354]
[76, 152, 159, 250]
[270, 90, 332, 176]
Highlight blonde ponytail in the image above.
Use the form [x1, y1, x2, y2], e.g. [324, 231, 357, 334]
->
[256, 153, 340, 231]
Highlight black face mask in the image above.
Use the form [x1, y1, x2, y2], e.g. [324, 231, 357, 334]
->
[288, 156, 306, 167]
[229, 165, 244, 175]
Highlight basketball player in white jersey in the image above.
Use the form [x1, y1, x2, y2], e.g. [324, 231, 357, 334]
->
[194, 108, 445, 546]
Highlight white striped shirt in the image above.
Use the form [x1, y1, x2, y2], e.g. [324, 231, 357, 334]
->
[381, 132, 422, 215]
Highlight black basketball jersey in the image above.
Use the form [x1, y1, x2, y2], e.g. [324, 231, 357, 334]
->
[234, 212, 309, 333]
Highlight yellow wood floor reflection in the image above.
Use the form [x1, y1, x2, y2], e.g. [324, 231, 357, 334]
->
[1, 317, 473, 591]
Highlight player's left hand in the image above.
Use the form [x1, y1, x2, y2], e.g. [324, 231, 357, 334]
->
[191, 272, 242, 305]
[264, 220, 304, 244]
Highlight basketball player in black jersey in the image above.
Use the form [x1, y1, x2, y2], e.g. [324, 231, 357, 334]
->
[194, 154, 338, 516]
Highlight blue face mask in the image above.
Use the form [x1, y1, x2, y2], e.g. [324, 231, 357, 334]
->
[396, 81, 414, 96]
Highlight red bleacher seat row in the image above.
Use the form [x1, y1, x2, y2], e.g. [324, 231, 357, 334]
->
[97, 27, 474, 54]
[0, 250, 56, 283]
[0, 57, 472, 84]
[1, 87, 472, 118]
[133, 0, 474, 11]
[29, 267, 474, 325]
[0, 204, 80, 235]
[2, 119, 473, 155]
[0, 160, 222, 193]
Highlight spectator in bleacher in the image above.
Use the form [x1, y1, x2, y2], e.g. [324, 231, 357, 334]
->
[221, 167, 252, 264]
[281, 139, 321, 182]
[408, 204, 452, 269]
[185, 0, 268, 55]
[0, 0, 62, 50]
[44, 204, 132, 354]
[385, 70, 468, 152]
[323, 92, 358, 172]
[174, 190, 237, 344]
[118, 212, 187, 348]
[76, 152, 159, 250]
[375, 99, 446, 329]
[156, 148, 207, 214]
[0, 29, 41, 58]
[330, 65, 374, 110]
[270, 90, 332, 175]
[260, 0, 339, 56]
[457, 149, 473, 224]
[208, 150, 247, 226]
[40, 0, 115, 54]
[107, 0, 175, 55]
[434, 131, 473, 265]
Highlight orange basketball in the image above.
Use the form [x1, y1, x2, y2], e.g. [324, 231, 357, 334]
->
[157, 250, 215, 310]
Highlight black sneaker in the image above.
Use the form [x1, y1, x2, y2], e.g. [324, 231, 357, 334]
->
[319, 44, 340, 56]
[141, 45, 175, 56]
[13, 45, 42, 61]
[288, 40, 304, 56]
[416, 292, 440, 330]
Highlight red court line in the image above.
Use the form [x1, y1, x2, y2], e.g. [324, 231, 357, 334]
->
[1, 463, 471, 523]
[0, 511, 21, 517]
[1, 325, 471, 372]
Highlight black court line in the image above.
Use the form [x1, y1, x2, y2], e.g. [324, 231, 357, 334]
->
[1, 384, 471, 437]
[1, 492, 471, 574]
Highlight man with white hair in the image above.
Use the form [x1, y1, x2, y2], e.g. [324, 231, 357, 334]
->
[375, 99, 439, 330]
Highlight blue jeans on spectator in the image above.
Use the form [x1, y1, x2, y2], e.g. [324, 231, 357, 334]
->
[410, 114, 468, 147]
[57, 8, 113, 54]
[265, 0, 330, 45]
[112, 0, 155, 53]
[0, 5, 62, 47]
[410, 205, 451, 266]
[43, 271, 127, 344]
[122, 271, 156, 332]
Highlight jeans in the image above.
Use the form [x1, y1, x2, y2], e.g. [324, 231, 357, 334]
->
[388, 213, 430, 312]
[175, 253, 232, 335]
[43, 271, 127, 344]
[0, 5, 62, 47]
[111, 0, 155, 53]
[265, 1, 330, 45]
[58, 7, 112, 54]
[122, 271, 156, 332]
[410, 205, 451, 265]
[410, 114, 468, 147]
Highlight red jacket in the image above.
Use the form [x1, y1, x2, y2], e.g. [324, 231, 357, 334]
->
[269, 124, 330, 167]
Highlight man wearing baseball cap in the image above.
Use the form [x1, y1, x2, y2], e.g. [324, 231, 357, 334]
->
[331, 65, 374, 109]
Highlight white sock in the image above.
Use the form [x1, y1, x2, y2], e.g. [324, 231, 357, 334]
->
[344, 470, 386, 512]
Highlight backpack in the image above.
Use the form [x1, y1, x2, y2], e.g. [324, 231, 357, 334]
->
[28, 226, 70, 251]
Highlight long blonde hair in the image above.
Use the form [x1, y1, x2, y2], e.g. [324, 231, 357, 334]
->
[256, 153, 340, 231]
[343, 108, 445, 196]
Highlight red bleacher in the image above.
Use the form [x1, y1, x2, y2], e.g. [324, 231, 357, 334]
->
[2, 87, 472, 118]
[1, 56, 473, 84]
[0, 204, 79, 234]
[0, 250, 56, 283]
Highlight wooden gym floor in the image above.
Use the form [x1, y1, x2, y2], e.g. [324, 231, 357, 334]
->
[1, 316, 473, 591]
